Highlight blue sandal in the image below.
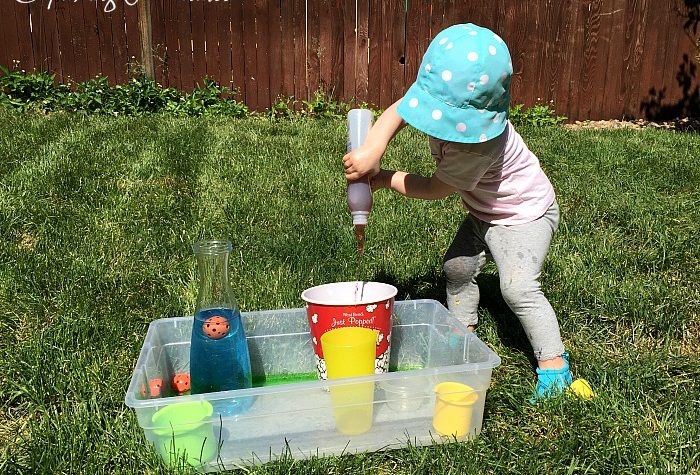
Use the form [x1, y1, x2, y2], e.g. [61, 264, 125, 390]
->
[529, 352, 573, 404]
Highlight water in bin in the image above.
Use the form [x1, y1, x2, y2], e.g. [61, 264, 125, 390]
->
[190, 240, 253, 416]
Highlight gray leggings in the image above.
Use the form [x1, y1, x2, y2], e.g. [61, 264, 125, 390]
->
[443, 201, 564, 361]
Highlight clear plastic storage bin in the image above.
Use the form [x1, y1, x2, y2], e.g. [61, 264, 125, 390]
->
[125, 299, 501, 470]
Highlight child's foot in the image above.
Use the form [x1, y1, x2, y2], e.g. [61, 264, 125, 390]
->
[529, 353, 573, 403]
[530, 353, 596, 403]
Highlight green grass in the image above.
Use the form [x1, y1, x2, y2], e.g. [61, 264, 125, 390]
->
[0, 109, 699, 474]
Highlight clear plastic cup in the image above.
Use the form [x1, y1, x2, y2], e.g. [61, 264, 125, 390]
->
[381, 377, 427, 412]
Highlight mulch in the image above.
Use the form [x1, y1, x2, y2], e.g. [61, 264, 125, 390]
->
[563, 117, 700, 131]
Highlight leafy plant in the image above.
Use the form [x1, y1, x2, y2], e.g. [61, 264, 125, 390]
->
[300, 88, 352, 119]
[0, 66, 69, 111]
[268, 96, 298, 119]
[173, 77, 248, 117]
[0, 68, 247, 117]
[509, 102, 567, 127]
[1, 67, 566, 127]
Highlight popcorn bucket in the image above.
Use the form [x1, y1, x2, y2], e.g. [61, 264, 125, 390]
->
[301, 281, 397, 380]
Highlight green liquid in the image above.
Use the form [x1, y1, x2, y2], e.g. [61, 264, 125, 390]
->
[251, 366, 424, 388]
[252, 372, 318, 387]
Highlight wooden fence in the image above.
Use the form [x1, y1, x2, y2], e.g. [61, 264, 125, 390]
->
[1, 0, 699, 120]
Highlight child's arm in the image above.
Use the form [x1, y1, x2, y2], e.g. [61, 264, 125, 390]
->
[343, 99, 405, 180]
[372, 169, 456, 200]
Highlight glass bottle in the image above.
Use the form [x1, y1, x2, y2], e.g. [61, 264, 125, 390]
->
[190, 240, 252, 416]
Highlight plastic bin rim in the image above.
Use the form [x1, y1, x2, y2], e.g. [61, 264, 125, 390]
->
[124, 299, 501, 409]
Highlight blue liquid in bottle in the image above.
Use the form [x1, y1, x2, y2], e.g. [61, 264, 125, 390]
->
[190, 241, 253, 417]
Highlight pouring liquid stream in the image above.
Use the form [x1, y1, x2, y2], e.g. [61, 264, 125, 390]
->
[353, 224, 366, 302]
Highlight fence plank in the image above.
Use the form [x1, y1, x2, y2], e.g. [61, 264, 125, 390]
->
[675, 3, 700, 117]
[292, 0, 307, 105]
[13, 1, 35, 72]
[95, 2, 116, 83]
[379, 1, 392, 107]
[255, 0, 271, 109]
[622, 0, 648, 118]
[267, 0, 283, 104]
[648, 4, 673, 118]
[219, 1, 235, 91]
[39, 3, 63, 78]
[242, 0, 258, 108]
[28, 1, 45, 72]
[659, 0, 686, 116]
[503, 1, 530, 109]
[124, 0, 142, 71]
[343, 0, 357, 101]
[429, 0, 444, 39]
[553, 0, 578, 116]
[280, 0, 295, 99]
[83, 0, 102, 79]
[491, 0, 507, 33]
[307, 0, 321, 97]
[576, 0, 605, 120]
[562, 0, 584, 119]
[635, 0, 661, 118]
[391, 0, 406, 102]
[55, 0, 77, 82]
[405, 0, 422, 88]
[162, 0, 180, 88]
[202, 0, 218, 83]
[177, 0, 194, 90]
[367, 0, 382, 108]
[190, 0, 206, 86]
[68, 0, 89, 81]
[229, 1, 244, 94]
[0, 1, 19, 68]
[356, 0, 370, 103]
[110, 0, 129, 83]
[329, 0, 345, 101]
[318, 0, 333, 93]
[149, 0, 166, 85]
[600, 0, 627, 119]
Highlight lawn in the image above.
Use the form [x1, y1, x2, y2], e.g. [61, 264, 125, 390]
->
[0, 110, 699, 474]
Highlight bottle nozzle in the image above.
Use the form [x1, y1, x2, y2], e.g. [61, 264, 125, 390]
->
[351, 211, 369, 225]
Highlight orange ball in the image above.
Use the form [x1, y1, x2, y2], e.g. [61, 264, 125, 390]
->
[172, 373, 191, 394]
[142, 378, 163, 398]
[203, 315, 230, 339]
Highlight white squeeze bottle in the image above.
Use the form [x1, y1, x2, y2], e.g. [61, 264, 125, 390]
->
[346, 109, 374, 256]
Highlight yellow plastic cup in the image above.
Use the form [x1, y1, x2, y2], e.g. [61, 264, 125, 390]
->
[432, 382, 479, 439]
[321, 327, 377, 435]
[151, 401, 217, 466]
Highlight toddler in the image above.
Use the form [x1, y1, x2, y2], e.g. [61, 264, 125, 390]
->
[343, 23, 591, 401]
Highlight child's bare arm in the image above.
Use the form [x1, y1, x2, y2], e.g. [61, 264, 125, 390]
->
[343, 100, 405, 180]
[372, 169, 456, 200]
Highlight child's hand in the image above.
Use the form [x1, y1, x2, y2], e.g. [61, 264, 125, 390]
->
[343, 144, 383, 181]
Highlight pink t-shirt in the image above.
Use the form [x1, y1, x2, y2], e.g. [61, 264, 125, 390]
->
[430, 121, 555, 225]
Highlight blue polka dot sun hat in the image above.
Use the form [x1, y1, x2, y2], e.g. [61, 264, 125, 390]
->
[397, 23, 513, 143]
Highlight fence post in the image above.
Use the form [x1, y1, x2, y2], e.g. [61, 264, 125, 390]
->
[137, 0, 155, 78]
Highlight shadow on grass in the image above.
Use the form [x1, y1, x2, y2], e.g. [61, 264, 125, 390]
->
[371, 268, 537, 369]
